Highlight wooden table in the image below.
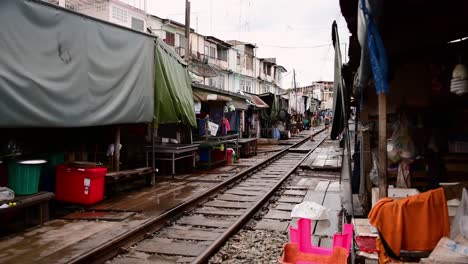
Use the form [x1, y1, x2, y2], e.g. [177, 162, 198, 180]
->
[0, 191, 54, 225]
[237, 138, 258, 157]
[105, 167, 154, 195]
[146, 144, 200, 176]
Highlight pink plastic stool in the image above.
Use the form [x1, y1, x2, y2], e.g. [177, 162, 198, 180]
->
[289, 218, 353, 259]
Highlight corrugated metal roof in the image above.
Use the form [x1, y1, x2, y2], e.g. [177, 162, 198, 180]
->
[245, 93, 269, 108]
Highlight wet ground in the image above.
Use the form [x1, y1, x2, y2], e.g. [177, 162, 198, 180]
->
[0, 131, 316, 264]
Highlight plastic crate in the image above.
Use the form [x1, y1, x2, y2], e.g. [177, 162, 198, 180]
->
[55, 164, 106, 205]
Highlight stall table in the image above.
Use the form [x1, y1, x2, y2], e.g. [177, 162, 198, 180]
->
[0, 192, 54, 225]
[237, 138, 258, 157]
[146, 143, 199, 176]
[196, 134, 239, 169]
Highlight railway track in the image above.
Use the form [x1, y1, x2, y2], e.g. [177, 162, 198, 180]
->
[71, 128, 327, 264]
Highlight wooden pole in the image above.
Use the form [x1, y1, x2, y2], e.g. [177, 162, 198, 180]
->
[114, 126, 120, 172]
[360, 106, 373, 210]
[378, 93, 387, 198]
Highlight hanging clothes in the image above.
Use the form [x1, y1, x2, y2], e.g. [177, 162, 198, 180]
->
[222, 117, 231, 133]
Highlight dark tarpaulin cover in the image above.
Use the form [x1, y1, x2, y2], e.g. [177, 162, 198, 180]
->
[154, 38, 197, 128]
[0, 0, 154, 127]
[331, 21, 349, 140]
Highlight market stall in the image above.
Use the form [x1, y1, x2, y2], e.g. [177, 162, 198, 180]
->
[336, 0, 468, 262]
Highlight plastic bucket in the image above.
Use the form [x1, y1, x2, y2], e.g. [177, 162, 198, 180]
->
[41, 153, 64, 192]
[227, 149, 234, 164]
[8, 160, 46, 195]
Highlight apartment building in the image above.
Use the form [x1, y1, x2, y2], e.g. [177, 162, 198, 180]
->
[299, 81, 334, 110]
[44, 0, 287, 95]
[45, 0, 147, 32]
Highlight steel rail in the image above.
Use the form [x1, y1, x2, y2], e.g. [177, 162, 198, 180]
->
[191, 134, 327, 264]
[70, 128, 326, 264]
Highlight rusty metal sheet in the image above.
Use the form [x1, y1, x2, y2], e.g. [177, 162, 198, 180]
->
[204, 200, 252, 209]
[176, 215, 234, 228]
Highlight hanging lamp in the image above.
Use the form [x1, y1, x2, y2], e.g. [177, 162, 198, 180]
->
[450, 55, 468, 95]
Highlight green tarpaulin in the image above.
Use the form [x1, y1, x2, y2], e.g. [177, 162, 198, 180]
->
[154, 39, 197, 128]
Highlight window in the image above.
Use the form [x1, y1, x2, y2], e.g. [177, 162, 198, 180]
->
[266, 65, 272, 76]
[209, 78, 217, 88]
[131, 17, 144, 31]
[164, 31, 175, 46]
[204, 46, 210, 57]
[237, 52, 241, 65]
[262, 84, 270, 93]
[218, 75, 225, 89]
[246, 55, 253, 70]
[178, 34, 186, 48]
[217, 47, 227, 62]
[210, 47, 216, 58]
[112, 6, 127, 23]
[240, 80, 245, 92]
[246, 81, 252, 93]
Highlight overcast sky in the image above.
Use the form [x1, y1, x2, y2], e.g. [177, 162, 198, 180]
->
[143, 0, 350, 88]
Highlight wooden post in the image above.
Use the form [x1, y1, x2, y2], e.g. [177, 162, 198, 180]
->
[378, 93, 387, 198]
[360, 106, 373, 211]
[151, 124, 156, 186]
[114, 126, 120, 172]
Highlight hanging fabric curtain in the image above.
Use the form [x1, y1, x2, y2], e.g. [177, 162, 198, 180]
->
[360, 0, 389, 94]
[330, 21, 348, 140]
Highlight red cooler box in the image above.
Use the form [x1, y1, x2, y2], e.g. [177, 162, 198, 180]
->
[55, 164, 106, 205]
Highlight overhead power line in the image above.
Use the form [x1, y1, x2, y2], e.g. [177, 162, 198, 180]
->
[256, 43, 331, 49]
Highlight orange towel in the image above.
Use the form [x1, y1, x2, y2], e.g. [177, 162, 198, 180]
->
[369, 188, 450, 263]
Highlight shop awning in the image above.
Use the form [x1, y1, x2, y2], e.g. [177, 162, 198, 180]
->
[245, 93, 269, 108]
[192, 90, 232, 102]
[154, 38, 197, 128]
[0, 0, 154, 127]
[231, 99, 248, 110]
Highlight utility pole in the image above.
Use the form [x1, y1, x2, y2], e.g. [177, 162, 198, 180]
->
[185, 0, 191, 63]
[293, 69, 298, 121]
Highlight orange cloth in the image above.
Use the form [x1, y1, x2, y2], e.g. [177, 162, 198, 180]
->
[369, 188, 450, 263]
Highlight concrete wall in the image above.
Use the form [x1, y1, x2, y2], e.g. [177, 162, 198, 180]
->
[108, 1, 146, 32]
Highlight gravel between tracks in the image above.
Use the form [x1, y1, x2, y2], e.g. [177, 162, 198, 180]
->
[208, 228, 288, 264]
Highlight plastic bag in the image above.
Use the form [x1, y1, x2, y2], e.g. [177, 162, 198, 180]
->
[388, 113, 415, 163]
[0, 187, 15, 201]
[451, 188, 468, 240]
[291, 201, 330, 220]
[396, 160, 412, 188]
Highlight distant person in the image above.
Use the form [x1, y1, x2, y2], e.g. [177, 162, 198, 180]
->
[324, 117, 330, 130]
